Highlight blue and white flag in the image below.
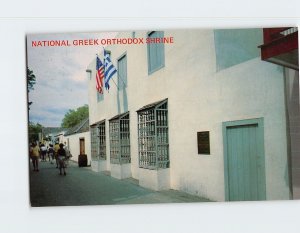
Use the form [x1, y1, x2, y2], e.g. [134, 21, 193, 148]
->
[104, 49, 117, 90]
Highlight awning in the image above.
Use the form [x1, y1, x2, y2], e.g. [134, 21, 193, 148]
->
[109, 111, 129, 121]
[136, 98, 168, 113]
[259, 27, 298, 70]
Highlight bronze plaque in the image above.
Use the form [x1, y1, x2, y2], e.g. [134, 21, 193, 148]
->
[197, 131, 210, 154]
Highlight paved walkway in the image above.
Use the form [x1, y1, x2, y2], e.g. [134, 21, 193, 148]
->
[30, 160, 211, 207]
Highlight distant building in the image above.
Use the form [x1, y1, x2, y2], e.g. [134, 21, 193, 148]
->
[54, 132, 66, 144]
[42, 127, 66, 145]
[86, 29, 299, 201]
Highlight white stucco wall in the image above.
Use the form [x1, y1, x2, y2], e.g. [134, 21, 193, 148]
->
[169, 58, 289, 201]
[87, 29, 290, 201]
[65, 132, 91, 166]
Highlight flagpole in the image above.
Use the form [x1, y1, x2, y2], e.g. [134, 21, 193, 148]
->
[111, 77, 119, 90]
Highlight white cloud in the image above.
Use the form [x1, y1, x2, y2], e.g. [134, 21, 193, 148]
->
[27, 31, 117, 126]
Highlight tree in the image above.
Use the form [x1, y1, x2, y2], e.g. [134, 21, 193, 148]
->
[27, 67, 36, 109]
[61, 105, 89, 128]
[28, 122, 43, 143]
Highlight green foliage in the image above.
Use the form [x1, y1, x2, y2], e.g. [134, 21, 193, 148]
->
[27, 67, 36, 92]
[27, 67, 36, 110]
[61, 105, 89, 128]
[28, 122, 43, 143]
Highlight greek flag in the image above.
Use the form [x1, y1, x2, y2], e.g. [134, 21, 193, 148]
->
[104, 49, 117, 90]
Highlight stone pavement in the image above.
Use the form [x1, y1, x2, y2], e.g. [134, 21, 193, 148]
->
[29, 160, 211, 207]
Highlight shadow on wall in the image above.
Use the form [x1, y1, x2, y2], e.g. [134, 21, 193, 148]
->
[214, 29, 263, 72]
[117, 87, 128, 114]
[284, 69, 300, 199]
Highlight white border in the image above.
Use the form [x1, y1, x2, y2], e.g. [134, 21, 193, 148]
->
[1, 2, 300, 233]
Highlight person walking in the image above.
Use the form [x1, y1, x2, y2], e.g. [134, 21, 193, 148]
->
[48, 144, 54, 164]
[40, 143, 47, 161]
[57, 143, 67, 176]
[31, 142, 40, 172]
[63, 142, 71, 167]
[54, 142, 60, 168]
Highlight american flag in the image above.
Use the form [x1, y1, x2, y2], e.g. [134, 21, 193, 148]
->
[96, 56, 104, 94]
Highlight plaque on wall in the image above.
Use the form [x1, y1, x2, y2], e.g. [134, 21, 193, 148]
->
[197, 131, 210, 154]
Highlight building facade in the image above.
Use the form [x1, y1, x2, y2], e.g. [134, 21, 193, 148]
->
[64, 118, 91, 166]
[259, 27, 299, 198]
[86, 29, 298, 201]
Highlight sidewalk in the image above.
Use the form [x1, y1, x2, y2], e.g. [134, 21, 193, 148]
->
[29, 160, 211, 207]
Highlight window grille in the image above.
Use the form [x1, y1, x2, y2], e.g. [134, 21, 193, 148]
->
[98, 122, 106, 160]
[109, 112, 131, 164]
[90, 125, 99, 160]
[90, 120, 106, 160]
[137, 99, 169, 169]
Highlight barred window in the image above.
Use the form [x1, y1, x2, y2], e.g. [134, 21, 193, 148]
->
[109, 112, 130, 164]
[98, 122, 106, 160]
[90, 120, 106, 160]
[90, 125, 99, 160]
[137, 99, 169, 169]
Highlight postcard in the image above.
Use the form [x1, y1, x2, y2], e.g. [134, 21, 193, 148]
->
[26, 27, 299, 207]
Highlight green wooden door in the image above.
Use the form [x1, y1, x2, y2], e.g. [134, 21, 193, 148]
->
[223, 118, 266, 201]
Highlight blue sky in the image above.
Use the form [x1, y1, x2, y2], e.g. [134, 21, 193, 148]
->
[27, 32, 117, 127]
